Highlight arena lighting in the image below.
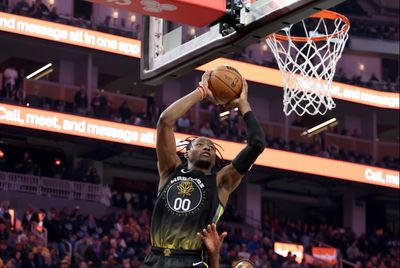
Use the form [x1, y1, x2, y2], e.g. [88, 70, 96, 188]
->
[219, 111, 229, 117]
[0, 149, 4, 158]
[301, 118, 337, 136]
[33, 68, 53, 80]
[26, 63, 53, 79]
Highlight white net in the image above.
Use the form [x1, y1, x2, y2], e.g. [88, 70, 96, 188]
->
[266, 11, 350, 116]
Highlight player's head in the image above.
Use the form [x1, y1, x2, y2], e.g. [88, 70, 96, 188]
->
[234, 259, 256, 268]
[185, 137, 217, 169]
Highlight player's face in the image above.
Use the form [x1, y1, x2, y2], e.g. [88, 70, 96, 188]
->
[235, 261, 255, 268]
[188, 137, 217, 169]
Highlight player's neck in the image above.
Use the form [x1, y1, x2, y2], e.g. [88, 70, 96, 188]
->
[187, 163, 212, 174]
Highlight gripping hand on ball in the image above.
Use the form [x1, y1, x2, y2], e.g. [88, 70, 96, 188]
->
[199, 70, 222, 105]
[226, 78, 251, 114]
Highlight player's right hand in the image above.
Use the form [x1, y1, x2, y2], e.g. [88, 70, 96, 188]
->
[199, 70, 222, 105]
[197, 223, 227, 254]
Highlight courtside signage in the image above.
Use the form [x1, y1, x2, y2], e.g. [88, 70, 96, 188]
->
[0, 103, 398, 189]
[0, 12, 140, 57]
[274, 242, 304, 263]
[1, 12, 398, 109]
[312, 247, 337, 265]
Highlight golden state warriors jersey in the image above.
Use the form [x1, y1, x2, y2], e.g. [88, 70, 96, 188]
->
[150, 166, 224, 250]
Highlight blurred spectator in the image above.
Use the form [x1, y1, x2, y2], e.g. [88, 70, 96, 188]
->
[48, 6, 59, 22]
[199, 122, 215, 138]
[176, 114, 191, 133]
[0, 0, 7, 12]
[210, 105, 221, 138]
[229, 109, 239, 138]
[14, 151, 38, 175]
[29, 0, 50, 19]
[91, 89, 107, 118]
[2, 66, 18, 101]
[12, 0, 30, 15]
[144, 90, 156, 123]
[74, 85, 88, 115]
[87, 166, 101, 184]
[119, 101, 133, 123]
[103, 16, 111, 27]
[369, 73, 379, 83]
[346, 241, 361, 261]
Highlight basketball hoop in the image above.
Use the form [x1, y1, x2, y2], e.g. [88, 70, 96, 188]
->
[266, 10, 350, 116]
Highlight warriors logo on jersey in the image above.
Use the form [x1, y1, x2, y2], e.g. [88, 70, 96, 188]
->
[164, 176, 206, 215]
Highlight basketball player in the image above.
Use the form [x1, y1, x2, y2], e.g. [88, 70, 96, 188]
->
[144, 70, 265, 268]
[197, 224, 227, 268]
[198, 224, 256, 268]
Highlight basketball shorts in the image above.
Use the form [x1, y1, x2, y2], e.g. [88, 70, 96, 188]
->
[144, 247, 208, 268]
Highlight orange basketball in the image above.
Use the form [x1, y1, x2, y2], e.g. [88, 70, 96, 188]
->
[208, 65, 242, 105]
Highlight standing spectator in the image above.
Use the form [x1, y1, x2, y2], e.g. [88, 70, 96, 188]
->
[74, 85, 88, 115]
[87, 166, 101, 184]
[144, 90, 156, 123]
[91, 90, 107, 118]
[118, 101, 133, 123]
[2, 66, 18, 101]
[210, 105, 221, 138]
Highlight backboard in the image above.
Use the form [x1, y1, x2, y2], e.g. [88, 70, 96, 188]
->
[140, 0, 346, 85]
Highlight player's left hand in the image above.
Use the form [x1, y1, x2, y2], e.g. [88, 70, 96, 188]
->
[197, 223, 227, 254]
[224, 77, 249, 109]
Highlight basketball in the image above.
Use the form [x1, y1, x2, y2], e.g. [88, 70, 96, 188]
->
[208, 65, 243, 105]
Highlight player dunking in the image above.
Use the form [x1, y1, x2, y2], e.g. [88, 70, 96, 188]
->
[144, 70, 265, 268]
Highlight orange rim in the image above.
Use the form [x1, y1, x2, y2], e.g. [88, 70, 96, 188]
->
[269, 10, 350, 42]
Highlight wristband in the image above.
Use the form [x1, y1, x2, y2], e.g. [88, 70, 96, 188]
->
[197, 86, 206, 99]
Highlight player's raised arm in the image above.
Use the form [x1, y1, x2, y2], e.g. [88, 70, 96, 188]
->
[156, 72, 212, 189]
[216, 79, 266, 205]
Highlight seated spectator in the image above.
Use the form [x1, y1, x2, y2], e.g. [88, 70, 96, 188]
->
[176, 114, 191, 133]
[12, 0, 30, 15]
[369, 73, 379, 82]
[74, 85, 88, 115]
[48, 6, 59, 22]
[118, 101, 133, 123]
[14, 151, 38, 175]
[29, 0, 50, 19]
[200, 122, 215, 138]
